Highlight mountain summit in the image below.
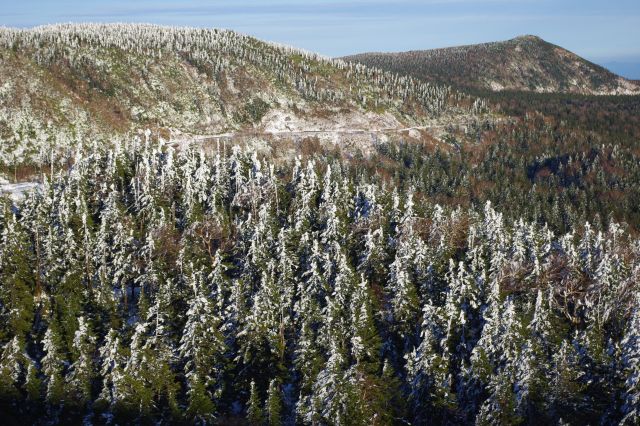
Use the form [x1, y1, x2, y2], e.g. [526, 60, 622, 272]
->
[343, 35, 640, 95]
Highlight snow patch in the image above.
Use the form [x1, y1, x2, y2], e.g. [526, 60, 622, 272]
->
[489, 81, 505, 91]
[408, 128, 421, 139]
[261, 108, 402, 134]
[0, 180, 42, 201]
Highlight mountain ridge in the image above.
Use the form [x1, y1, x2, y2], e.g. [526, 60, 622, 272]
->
[0, 23, 487, 171]
[342, 35, 640, 95]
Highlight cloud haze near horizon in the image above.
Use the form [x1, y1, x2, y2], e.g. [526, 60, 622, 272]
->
[2, 0, 639, 78]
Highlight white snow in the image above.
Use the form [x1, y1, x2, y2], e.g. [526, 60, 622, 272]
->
[0, 180, 42, 201]
[489, 81, 505, 91]
[261, 108, 403, 134]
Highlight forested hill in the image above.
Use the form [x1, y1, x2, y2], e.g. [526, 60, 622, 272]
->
[0, 24, 481, 153]
[343, 35, 640, 95]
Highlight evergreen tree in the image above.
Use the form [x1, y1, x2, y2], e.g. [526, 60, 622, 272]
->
[350, 274, 381, 373]
[123, 279, 181, 419]
[0, 215, 35, 339]
[387, 234, 420, 341]
[0, 336, 25, 401]
[267, 378, 282, 426]
[179, 269, 226, 421]
[41, 325, 64, 407]
[247, 379, 264, 425]
[475, 298, 525, 425]
[546, 339, 588, 421]
[406, 301, 455, 421]
[65, 316, 96, 408]
[475, 370, 522, 426]
[24, 361, 42, 404]
[309, 336, 357, 425]
[96, 328, 125, 412]
[621, 293, 640, 424]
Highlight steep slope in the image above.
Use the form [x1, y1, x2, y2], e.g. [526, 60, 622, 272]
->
[343, 35, 640, 95]
[0, 24, 487, 172]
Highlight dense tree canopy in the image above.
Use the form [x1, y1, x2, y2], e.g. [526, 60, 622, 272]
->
[0, 140, 638, 424]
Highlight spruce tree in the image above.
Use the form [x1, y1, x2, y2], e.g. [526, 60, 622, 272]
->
[0, 336, 25, 401]
[267, 378, 282, 426]
[247, 379, 264, 425]
[406, 301, 455, 421]
[41, 325, 64, 407]
[96, 328, 125, 413]
[0, 215, 35, 339]
[179, 269, 226, 421]
[621, 293, 640, 424]
[65, 316, 96, 408]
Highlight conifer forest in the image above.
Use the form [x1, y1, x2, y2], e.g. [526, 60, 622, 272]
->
[0, 24, 640, 425]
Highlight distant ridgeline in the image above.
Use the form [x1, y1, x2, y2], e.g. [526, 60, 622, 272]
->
[343, 35, 640, 96]
[0, 141, 639, 424]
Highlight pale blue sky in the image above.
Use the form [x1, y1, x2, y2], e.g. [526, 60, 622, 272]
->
[2, 0, 639, 77]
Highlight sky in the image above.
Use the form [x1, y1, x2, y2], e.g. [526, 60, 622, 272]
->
[2, 0, 639, 78]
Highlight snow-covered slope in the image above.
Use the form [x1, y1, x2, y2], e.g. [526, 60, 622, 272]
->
[0, 24, 486, 171]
